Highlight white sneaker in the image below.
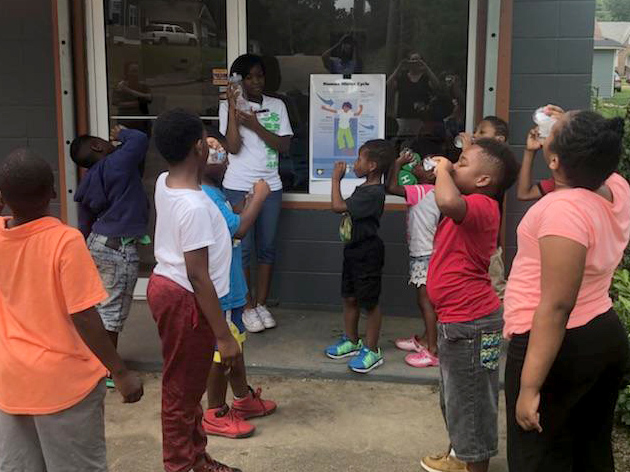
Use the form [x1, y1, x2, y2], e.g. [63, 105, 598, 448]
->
[242, 308, 265, 333]
[256, 305, 277, 329]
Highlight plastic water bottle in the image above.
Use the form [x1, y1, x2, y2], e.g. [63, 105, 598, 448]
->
[228, 73, 250, 111]
[533, 107, 557, 141]
[422, 157, 438, 171]
[454, 135, 464, 149]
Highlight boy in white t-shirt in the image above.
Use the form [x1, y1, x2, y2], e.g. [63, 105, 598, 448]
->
[321, 101, 364, 151]
[388, 149, 440, 368]
[149, 109, 242, 472]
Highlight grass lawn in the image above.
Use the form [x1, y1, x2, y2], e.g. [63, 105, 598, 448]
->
[596, 85, 630, 118]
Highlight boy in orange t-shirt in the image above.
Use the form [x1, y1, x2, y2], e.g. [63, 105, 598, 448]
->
[0, 149, 143, 472]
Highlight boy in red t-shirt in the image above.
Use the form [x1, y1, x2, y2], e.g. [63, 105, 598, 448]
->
[420, 139, 519, 472]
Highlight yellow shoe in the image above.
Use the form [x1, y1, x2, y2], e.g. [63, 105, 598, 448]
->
[421, 451, 467, 472]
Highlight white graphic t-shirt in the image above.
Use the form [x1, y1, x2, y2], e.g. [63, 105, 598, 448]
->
[220, 95, 293, 192]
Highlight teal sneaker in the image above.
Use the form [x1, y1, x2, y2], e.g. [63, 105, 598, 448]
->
[105, 375, 115, 389]
[325, 336, 363, 359]
[348, 347, 384, 373]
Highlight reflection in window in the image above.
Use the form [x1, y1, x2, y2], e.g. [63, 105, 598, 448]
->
[247, 0, 469, 192]
[102, 1, 227, 276]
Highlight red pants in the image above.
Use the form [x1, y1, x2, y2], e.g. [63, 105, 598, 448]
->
[147, 274, 215, 472]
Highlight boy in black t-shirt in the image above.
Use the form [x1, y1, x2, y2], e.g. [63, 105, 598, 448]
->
[325, 139, 396, 373]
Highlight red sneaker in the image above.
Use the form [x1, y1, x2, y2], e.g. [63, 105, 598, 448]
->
[202, 405, 255, 439]
[231, 387, 277, 420]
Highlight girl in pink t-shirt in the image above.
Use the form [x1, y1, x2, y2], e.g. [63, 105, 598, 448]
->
[504, 108, 629, 472]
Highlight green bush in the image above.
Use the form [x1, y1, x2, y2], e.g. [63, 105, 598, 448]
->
[613, 107, 630, 426]
[614, 269, 630, 426]
[617, 105, 630, 270]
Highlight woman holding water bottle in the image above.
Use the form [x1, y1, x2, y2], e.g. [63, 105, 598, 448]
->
[220, 54, 294, 333]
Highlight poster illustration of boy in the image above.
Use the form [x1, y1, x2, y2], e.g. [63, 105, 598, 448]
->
[321, 102, 363, 155]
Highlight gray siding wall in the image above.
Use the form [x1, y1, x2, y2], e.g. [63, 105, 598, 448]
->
[272, 0, 597, 315]
[505, 0, 595, 270]
[0, 0, 60, 217]
[592, 49, 615, 98]
[271, 208, 414, 316]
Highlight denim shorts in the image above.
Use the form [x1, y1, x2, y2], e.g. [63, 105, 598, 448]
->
[438, 308, 503, 463]
[87, 233, 139, 333]
[409, 254, 431, 287]
[224, 188, 282, 266]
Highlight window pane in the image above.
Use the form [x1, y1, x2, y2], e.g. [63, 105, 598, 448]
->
[246, 0, 469, 193]
[103, 0, 227, 276]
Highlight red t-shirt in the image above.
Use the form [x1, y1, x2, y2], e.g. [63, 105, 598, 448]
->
[427, 194, 501, 323]
[537, 178, 556, 195]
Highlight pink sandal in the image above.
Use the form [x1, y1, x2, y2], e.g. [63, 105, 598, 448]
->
[394, 335, 426, 352]
[405, 350, 439, 368]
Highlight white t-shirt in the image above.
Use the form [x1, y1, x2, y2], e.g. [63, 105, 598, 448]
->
[153, 173, 232, 297]
[337, 109, 353, 129]
[220, 95, 293, 192]
[404, 184, 441, 257]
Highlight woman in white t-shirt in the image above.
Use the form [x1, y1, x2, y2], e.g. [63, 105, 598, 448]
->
[220, 54, 293, 333]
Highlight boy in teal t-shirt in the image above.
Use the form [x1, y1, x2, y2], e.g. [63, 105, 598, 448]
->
[201, 138, 277, 439]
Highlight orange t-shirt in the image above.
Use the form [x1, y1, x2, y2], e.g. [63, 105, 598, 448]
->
[504, 173, 630, 337]
[0, 216, 108, 414]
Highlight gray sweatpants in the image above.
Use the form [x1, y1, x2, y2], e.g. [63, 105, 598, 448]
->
[0, 379, 107, 472]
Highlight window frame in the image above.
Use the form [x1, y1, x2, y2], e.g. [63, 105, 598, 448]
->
[86, 0, 497, 203]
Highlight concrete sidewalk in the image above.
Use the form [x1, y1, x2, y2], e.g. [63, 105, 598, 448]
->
[122, 303, 432, 383]
[106, 374, 509, 472]
[120, 302, 506, 384]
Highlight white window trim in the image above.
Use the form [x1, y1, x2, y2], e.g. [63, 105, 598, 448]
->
[85, 0, 497, 204]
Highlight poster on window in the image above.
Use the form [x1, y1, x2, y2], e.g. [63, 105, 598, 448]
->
[309, 74, 386, 180]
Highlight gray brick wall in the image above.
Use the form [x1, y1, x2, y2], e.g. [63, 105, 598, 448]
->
[0, 0, 60, 217]
[270, 209, 415, 316]
[505, 0, 595, 270]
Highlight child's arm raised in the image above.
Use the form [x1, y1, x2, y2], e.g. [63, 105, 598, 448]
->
[110, 125, 149, 167]
[516, 128, 544, 201]
[223, 84, 243, 155]
[321, 106, 337, 114]
[184, 248, 241, 369]
[433, 157, 467, 223]
[73, 307, 143, 403]
[387, 152, 413, 197]
[234, 179, 271, 238]
[331, 161, 348, 213]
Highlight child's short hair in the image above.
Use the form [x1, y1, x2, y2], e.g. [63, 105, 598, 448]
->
[550, 111, 624, 190]
[230, 54, 266, 78]
[475, 138, 519, 198]
[154, 109, 204, 164]
[69, 135, 96, 168]
[342, 102, 352, 109]
[0, 148, 54, 213]
[482, 115, 509, 141]
[359, 139, 396, 175]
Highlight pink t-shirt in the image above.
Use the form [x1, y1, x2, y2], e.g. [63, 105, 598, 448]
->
[504, 173, 630, 337]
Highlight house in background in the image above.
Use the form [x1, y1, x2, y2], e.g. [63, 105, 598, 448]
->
[598, 21, 630, 81]
[593, 23, 624, 98]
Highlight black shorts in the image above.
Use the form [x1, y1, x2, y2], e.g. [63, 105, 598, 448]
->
[341, 236, 384, 310]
